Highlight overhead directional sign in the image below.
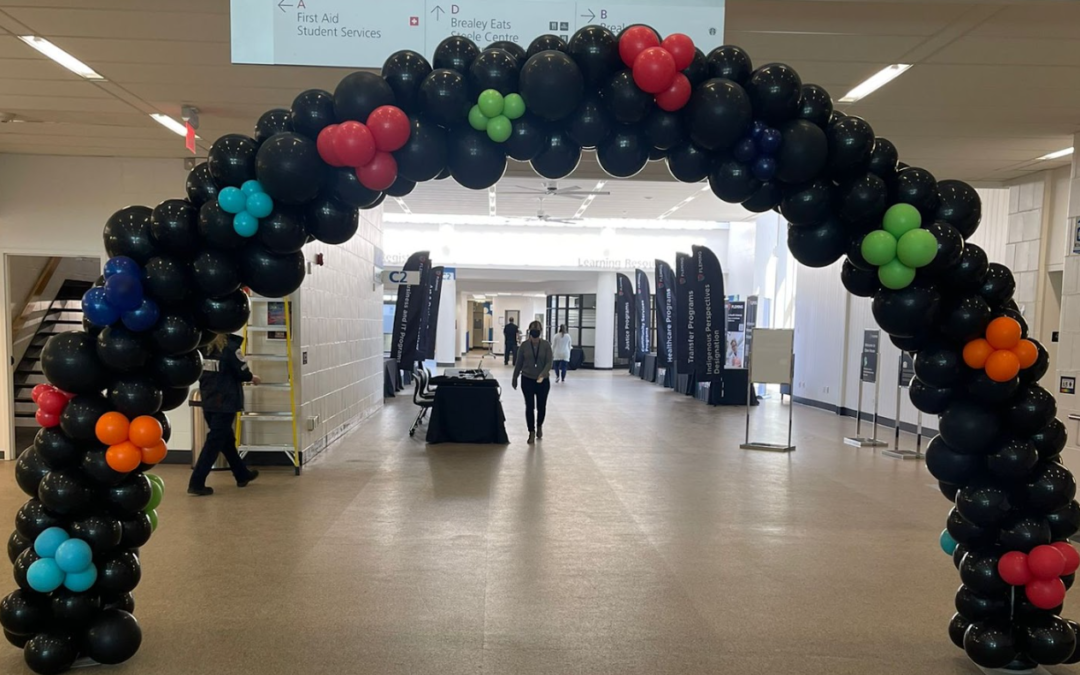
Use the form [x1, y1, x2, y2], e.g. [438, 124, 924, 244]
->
[231, 0, 725, 68]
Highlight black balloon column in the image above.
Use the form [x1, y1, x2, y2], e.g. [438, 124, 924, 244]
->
[4, 23, 1075, 675]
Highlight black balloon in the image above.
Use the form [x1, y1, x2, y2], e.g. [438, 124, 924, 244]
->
[381, 50, 432, 114]
[103, 206, 158, 265]
[39, 468, 95, 516]
[1024, 460, 1077, 514]
[949, 613, 970, 649]
[119, 514, 154, 549]
[7, 530, 30, 565]
[159, 386, 190, 412]
[978, 263, 1015, 307]
[567, 97, 613, 149]
[959, 551, 1009, 596]
[1007, 385, 1057, 436]
[952, 242, 989, 292]
[96, 550, 142, 594]
[34, 427, 80, 470]
[520, 51, 583, 121]
[198, 201, 246, 250]
[797, 84, 833, 128]
[936, 179, 982, 239]
[256, 132, 322, 205]
[103, 592, 136, 614]
[386, 176, 416, 198]
[433, 35, 479, 74]
[107, 375, 162, 418]
[107, 474, 153, 518]
[487, 41, 526, 65]
[836, 173, 886, 226]
[395, 116, 447, 182]
[0, 589, 49, 636]
[841, 260, 879, 298]
[13, 548, 39, 591]
[940, 294, 991, 343]
[947, 507, 996, 547]
[1047, 501, 1080, 540]
[596, 126, 650, 179]
[986, 438, 1039, 481]
[939, 401, 1001, 455]
[745, 63, 802, 125]
[913, 343, 962, 388]
[84, 609, 142, 665]
[780, 179, 832, 226]
[504, 113, 546, 161]
[600, 70, 653, 125]
[998, 514, 1050, 552]
[1021, 616, 1077, 666]
[705, 45, 752, 85]
[448, 130, 507, 189]
[151, 350, 203, 388]
[909, 378, 955, 415]
[81, 447, 125, 487]
[333, 71, 395, 123]
[326, 166, 383, 209]
[194, 289, 251, 334]
[468, 48, 519, 96]
[921, 221, 964, 274]
[963, 620, 1017, 669]
[1031, 418, 1067, 459]
[149, 199, 199, 258]
[1022, 342, 1051, 385]
[956, 481, 1012, 526]
[891, 166, 940, 217]
[871, 286, 941, 338]
[238, 245, 306, 298]
[418, 69, 470, 127]
[41, 331, 109, 396]
[741, 181, 783, 213]
[143, 255, 192, 306]
[185, 162, 219, 207]
[683, 48, 709, 88]
[786, 218, 846, 268]
[567, 26, 620, 86]
[15, 500, 63, 540]
[254, 107, 293, 143]
[526, 34, 568, 58]
[667, 143, 714, 183]
[867, 138, 899, 180]
[70, 514, 122, 555]
[50, 589, 101, 629]
[96, 325, 150, 373]
[23, 632, 78, 675]
[531, 130, 581, 179]
[290, 89, 336, 140]
[686, 78, 751, 151]
[256, 206, 309, 255]
[155, 410, 172, 443]
[710, 159, 759, 203]
[59, 394, 111, 441]
[207, 134, 258, 188]
[150, 311, 200, 356]
[776, 119, 828, 184]
[955, 585, 1008, 621]
[826, 115, 875, 180]
[644, 110, 686, 151]
[15, 447, 51, 498]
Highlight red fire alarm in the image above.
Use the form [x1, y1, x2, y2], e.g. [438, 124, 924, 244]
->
[315, 253, 324, 266]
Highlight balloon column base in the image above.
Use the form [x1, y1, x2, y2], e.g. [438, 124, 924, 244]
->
[978, 665, 1046, 675]
[844, 436, 887, 447]
[881, 448, 924, 460]
[71, 657, 102, 669]
[740, 442, 795, 453]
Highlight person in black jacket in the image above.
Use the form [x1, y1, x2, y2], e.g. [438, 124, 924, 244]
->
[503, 319, 519, 365]
[189, 333, 261, 496]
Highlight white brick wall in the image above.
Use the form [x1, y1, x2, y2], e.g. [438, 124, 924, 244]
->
[296, 206, 384, 461]
[1006, 179, 1045, 318]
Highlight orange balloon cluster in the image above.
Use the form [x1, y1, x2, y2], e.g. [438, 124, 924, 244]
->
[95, 412, 168, 473]
[963, 317, 1038, 383]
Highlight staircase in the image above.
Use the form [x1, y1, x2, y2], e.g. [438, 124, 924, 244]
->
[13, 280, 91, 428]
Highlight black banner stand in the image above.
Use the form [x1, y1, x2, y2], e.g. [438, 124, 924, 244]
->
[882, 353, 924, 460]
[844, 330, 887, 448]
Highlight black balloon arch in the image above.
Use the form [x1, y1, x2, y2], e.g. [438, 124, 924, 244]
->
[2, 23, 1078, 673]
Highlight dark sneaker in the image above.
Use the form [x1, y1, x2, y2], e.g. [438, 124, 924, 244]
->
[527, 432, 535, 445]
[537, 426, 543, 439]
[238, 469, 260, 488]
[187, 486, 214, 496]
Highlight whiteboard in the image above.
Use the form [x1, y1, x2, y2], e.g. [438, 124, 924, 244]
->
[749, 328, 793, 385]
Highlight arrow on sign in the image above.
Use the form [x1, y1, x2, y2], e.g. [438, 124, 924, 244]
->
[278, 0, 293, 12]
[580, 9, 595, 22]
[430, 5, 445, 20]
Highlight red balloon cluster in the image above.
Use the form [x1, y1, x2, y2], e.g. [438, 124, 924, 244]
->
[30, 383, 75, 428]
[619, 28, 695, 111]
[316, 105, 411, 192]
[998, 542, 1080, 609]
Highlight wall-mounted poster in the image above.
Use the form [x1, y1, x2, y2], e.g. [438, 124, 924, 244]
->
[726, 301, 745, 368]
[267, 301, 287, 340]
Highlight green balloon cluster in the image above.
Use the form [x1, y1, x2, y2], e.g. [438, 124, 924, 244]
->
[146, 472, 164, 532]
[860, 204, 938, 290]
[469, 89, 525, 143]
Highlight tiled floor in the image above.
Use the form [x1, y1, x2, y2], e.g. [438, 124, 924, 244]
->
[0, 360, 1017, 674]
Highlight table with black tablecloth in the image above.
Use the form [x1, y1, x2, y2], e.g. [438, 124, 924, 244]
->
[383, 358, 403, 397]
[425, 378, 509, 444]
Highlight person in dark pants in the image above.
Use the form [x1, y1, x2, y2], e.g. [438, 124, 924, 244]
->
[503, 319, 519, 365]
[189, 333, 260, 496]
[512, 320, 553, 444]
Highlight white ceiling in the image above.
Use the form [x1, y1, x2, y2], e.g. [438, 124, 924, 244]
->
[0, 1, 1077, 182]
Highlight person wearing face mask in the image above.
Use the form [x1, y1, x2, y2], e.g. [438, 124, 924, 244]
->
[512, 320, 553, 444]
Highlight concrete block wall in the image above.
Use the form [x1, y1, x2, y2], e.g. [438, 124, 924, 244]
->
[1005, 179, 1046, 325]
[296, 206, 384, 462]
[1055, 134, 1080, 456]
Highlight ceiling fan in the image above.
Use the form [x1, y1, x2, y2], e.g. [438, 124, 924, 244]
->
[529, 205, 582, 225]
[500, 181, 610, 199]
[0, 112, 50, 124]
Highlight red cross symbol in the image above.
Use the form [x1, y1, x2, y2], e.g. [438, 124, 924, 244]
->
[409, 16, 419, 26]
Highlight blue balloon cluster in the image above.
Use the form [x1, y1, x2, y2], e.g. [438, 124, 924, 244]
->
[733, 120, 781, 181]
[940, 528, 958, 556]
[28, 527, 97, 593]
[81, 256, 160, 330]
[218, 179, 274, 238]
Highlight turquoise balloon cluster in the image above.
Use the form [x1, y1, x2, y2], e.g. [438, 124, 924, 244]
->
[218, 179, 274, 237]
[27, 527, 97, 593]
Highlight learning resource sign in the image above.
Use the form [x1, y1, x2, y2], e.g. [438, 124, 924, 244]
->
[231, 0, 726, 67]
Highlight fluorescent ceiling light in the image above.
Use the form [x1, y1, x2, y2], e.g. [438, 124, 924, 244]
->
[394, 197, 412, 214]
[1037, 147, 1074, 161]
[574, 180, 607, 219]
[149, 113, 198, 139]
[839, 64, 912, 103]
[659, 185, 711, 220]
[488, 186, 497, 217]
[19, 36, 104, 80]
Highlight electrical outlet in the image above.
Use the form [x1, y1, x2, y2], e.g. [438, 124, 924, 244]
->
[306, 416, 319, 431]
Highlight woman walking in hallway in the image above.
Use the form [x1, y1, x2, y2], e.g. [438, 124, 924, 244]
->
[189, 333, 261, 496]
[552, 324, 572, 383]
[512, 320, 553, 444]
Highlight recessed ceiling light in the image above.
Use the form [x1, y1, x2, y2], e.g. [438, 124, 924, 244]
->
[149, 113, 197, 138]
[18, 36, 104, 80]
[839, 64, 912, 103]
[394, 197, 412, 214]
[1037, 147, 1074, 161]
